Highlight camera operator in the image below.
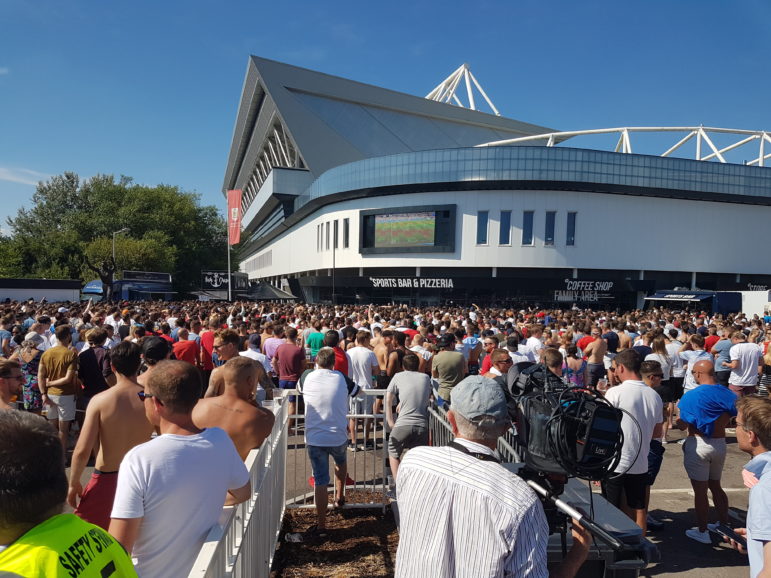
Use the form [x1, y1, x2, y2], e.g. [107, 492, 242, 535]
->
[395, 375, 590, 578]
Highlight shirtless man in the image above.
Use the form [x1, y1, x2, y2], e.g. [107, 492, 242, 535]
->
[0, 358, 22, 410]
[373, 330, 395, 415]
[584, 327, 608, 387]
[67, 341, 155, 529]
[206, 329, 273, 398]
[193, 357, 275, 460]
[617, 321, 632, 351]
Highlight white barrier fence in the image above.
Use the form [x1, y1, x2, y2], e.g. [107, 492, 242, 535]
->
[189, 395, 289, 578]
[189, 389, 389, 577]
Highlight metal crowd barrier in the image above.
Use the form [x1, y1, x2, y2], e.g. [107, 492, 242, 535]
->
[285, 389, 389, 512]
[189, 394, 289, 578]
[427, 404, 521, 462]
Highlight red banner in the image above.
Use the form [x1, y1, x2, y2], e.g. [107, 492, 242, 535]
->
[227, 189, 242, 245]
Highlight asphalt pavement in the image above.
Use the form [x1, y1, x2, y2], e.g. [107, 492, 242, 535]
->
[638, 427, 750, 577]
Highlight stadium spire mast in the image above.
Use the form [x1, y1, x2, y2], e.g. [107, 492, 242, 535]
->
[425, 63, 500, 116]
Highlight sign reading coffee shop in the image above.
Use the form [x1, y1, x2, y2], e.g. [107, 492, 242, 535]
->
[554, 279, 615, 303]
[368, 277, 454, 289]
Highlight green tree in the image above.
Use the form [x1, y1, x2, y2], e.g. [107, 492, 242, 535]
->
[6, 172, 228, 298]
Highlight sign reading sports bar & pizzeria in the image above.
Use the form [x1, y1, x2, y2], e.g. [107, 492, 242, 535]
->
[368, 277, 454, 289]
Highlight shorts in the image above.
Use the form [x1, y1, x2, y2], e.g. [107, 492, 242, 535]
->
[683, 436, 727, 482]
[653, 383, 675, 403]
[349, 390, 374, 416]
[74, 470, 119, 530]
[46, 394, 76, 422]
[375, 371, 390, 390]
[279, 379, 297, 402]
[603, 352, 617, 370]
[307, 443, 348, 486]
[586, 363, 605, 387]
[669, 376, 685, 400]
[601, 472, 648, 510]
[468, 363, 480, 376]
[729, 384, 757, 397]
[388, 425, 428, 458]
[646, 439, 665, 486]
[715, 370, 731, 387]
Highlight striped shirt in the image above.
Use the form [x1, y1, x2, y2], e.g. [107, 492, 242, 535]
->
[395, 438, 549, 577]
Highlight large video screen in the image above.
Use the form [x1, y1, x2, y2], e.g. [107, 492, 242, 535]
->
[374, 212, 435, 248]
[360, 204, 455, 255]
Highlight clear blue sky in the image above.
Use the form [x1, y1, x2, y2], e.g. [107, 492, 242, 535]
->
[1, 0, 769, 233]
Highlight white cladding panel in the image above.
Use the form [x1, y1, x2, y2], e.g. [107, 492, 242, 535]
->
[241, 189, 771, 278]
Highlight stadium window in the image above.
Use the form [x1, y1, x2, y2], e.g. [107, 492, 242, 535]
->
[499, 210, 511, 245]
[317, 224, 321, 252]
[333, 220, 339, 249]
[567, 212, 576, 246]
[325, 221, 330, 250]
[522, 211, 534, 245]
[343, 218, 350, 248]
[476, 210, 489, 245]
[545, 211, 556, 246]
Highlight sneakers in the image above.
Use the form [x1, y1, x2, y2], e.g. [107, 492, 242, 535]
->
[685, 527, 713, 544]
[347, 442, 358, 453]
[646, 515, 664, 531]
[707, 522, 720, 532]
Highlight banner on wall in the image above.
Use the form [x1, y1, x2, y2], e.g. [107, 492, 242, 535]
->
[227, 189, 242, 245]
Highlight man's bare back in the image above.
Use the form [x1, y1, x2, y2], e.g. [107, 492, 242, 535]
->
[86, 380, 155, 471]
[194, 356, 276, 460]
[585, 337, 607, 364]
[192, 395, 275, 460]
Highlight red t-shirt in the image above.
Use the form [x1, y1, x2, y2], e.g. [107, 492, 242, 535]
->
[704, 335, 720, 354]
[480, 355, 493, 375]
[173, 340, 199, 366]
[576, 335, 596, 353]
[333, 346, 349, 376]
[200, 330, 215, 371]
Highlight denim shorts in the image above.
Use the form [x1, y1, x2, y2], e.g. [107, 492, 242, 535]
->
[278, 379, 297, 402]
[307, 442, 348, 486]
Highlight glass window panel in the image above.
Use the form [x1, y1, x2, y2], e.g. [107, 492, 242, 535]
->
[567, 212, 576, 246]
[522, 211, 534, 245]
[343, 218, 350, 249]
[333, 220, 339, 249]
[325, 221, 330, 250]
[499, 210, 511, 245]
[545, 211, 556, 246]
[476, 210, 489, 245]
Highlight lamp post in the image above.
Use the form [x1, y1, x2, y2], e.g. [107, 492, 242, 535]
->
[112, 227, 130, 300]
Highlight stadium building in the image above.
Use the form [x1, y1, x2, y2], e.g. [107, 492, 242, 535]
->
[223, 56, 771, 308]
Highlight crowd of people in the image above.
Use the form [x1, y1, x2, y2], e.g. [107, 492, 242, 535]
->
[0, 297, 770, 576]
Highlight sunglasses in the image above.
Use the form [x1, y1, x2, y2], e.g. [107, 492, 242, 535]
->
[137, 391, 155, 401]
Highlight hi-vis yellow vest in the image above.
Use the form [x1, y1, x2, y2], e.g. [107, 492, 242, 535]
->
[0, 513, 137, 577]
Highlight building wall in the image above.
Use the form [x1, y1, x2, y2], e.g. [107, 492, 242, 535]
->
[241, 187, 771, 280]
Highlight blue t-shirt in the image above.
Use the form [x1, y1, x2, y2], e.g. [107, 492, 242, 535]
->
[745, 452, 771, 578]
[711, 339, 732, 368]
[0, 329, 12, 355]
[678, 383, 737, 437]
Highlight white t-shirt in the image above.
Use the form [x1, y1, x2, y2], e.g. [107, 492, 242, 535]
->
[525, 336, 543, 360]
[729, 342, 762, 386]
[239, 349, 273, 374]
[665, 341, 685, 377]
[644, 352, 672, 381]
[680, 350, 713, 391]
[111, 427, 249, 578]
[298, 369, 358, 447]
[347, 346, 378, 388]
[603, 380, 663, 475]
